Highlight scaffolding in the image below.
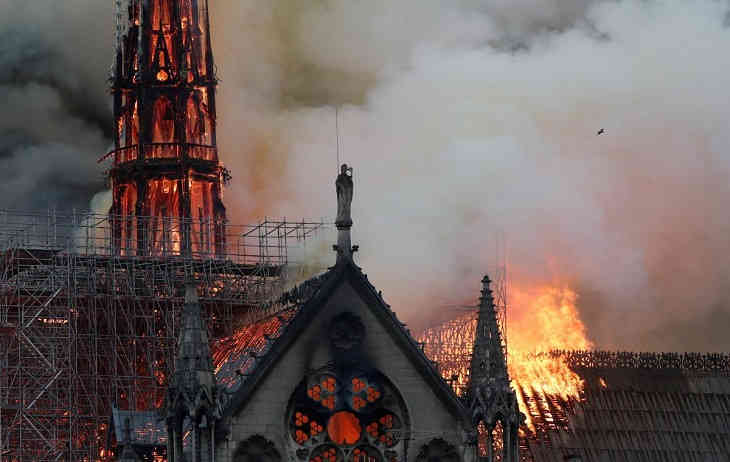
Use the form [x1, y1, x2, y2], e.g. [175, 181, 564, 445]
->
[418, 319, 730, 462]
[417, 245, 509, 398]
[0, 210, 325, 461]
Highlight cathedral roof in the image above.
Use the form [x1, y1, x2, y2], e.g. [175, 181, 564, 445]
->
[420, 308, 730, 461]
[213, 259, 467, 420]
[518, 351, 730, 462]
[213, 271, 332, 392]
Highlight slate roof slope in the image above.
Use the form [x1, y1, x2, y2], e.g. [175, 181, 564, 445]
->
[212, 271, 331, 392]
[517, 351, 730, 462]
[215, 260, 466, 420]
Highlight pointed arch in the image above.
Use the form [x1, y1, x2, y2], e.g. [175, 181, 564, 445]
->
[233, 435, 281, 462]
[415, 438, 460, 462]
[185, 90, 211, 145]
[152, 95, 175, 143]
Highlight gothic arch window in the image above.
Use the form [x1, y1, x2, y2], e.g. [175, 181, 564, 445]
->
[185, 91, 211, 145]
[233, 435, 281, 462]
[152, 96, 175, 143]
[477, 420, 504, 462]
[286, 368, 408, 462]
[415, 438, 460, 462]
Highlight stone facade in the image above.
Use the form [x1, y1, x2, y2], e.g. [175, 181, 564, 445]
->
[129, 166, 515, 462]
[218, 277, 469, 462]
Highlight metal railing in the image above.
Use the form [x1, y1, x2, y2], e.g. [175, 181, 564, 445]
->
[101, 143, 220, 166]
[0, 209, 326, 268]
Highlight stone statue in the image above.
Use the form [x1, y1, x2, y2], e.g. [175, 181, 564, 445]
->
[335, 164, 353, 227]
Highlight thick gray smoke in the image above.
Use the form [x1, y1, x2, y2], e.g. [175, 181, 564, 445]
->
[0, 1, 111, 210]
[210, 0, 730, 351]
[4, 0, 730, 352]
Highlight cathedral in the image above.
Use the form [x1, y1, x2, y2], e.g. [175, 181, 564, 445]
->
[103, 2, 730, 461]
[111, 166, 522, 462]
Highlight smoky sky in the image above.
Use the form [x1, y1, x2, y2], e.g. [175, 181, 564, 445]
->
[0, 1, 111, 211]
[4, 0, 730, 352]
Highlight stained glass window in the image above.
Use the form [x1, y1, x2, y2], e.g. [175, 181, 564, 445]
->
[287, 370, 407, 462]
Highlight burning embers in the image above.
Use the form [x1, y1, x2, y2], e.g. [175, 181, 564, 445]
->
[508, 286, 593, 432]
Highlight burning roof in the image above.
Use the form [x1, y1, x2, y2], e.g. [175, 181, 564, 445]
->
[519, 351, 730, 462]
[213, 271, 331, 392]
[418, 299, 730, 461]
[211, 260, 461, 418]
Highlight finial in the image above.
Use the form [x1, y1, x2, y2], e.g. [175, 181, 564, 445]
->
[334, 164, 356, 263]
[481, 275, 493, 298]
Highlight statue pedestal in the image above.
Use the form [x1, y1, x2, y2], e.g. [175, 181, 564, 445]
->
[335, 225, 352, 263]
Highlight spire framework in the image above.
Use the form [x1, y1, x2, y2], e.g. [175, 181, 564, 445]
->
[106, 0, 227, 258]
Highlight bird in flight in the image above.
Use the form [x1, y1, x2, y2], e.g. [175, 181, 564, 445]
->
[597, 128, 605, 135]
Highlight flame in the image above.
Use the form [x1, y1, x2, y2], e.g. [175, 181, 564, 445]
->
[507, 285, 593, 432]
[417, 284, 594, 434]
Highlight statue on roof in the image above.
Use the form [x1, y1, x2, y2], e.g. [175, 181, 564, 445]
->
[335, 164, 353, 228]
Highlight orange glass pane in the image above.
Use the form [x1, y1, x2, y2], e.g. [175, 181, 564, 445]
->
[327, 411, 362, 445]
[308, 385, 322, 401]
[322, 396, 335, 410]
[295, 429, 308, 444]
[366, 387, 381, 402]
[322, 376, 337, 392]
[323, 447, 337, 462]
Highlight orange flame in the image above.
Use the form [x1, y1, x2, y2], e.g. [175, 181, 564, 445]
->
[507, 285, 593, 431]
[417, 284, 594, 433]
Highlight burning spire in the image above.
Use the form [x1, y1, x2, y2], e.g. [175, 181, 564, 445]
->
[468, 275, 522, 462]
[106, 0, 227, 257]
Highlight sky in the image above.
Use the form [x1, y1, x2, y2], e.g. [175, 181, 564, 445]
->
[2, 0, 730, 351]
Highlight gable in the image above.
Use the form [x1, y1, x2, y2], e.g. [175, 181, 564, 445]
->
[221, 263, 468, 458]
[213, 271, 332, 394]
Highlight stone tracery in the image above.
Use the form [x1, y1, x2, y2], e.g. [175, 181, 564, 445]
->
[287, 313, 408, 462]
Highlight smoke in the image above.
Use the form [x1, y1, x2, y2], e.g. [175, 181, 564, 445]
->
[4, 0, 730, 352]
[0, 0, 111, 211]
[210, 0, 730, 351]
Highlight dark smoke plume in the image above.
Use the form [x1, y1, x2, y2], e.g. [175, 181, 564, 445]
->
[0, 1, 112, 210]
[4, 0, 730, 353]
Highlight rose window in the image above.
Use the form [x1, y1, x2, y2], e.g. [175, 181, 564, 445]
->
[288, 370, 408, 462]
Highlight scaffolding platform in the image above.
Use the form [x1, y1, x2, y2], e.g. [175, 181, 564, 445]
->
[0, 209, 326, 461]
